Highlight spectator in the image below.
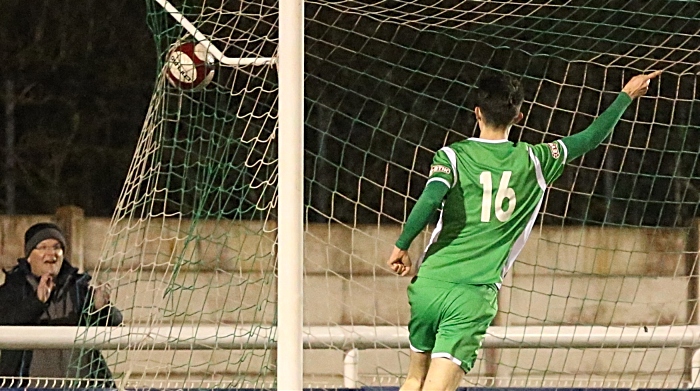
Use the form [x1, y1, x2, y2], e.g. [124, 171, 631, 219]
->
[0, 222, 122, 387]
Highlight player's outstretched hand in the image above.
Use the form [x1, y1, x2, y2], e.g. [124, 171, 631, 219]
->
[387, 246, 412, 276]
[622, 70, 661, 99]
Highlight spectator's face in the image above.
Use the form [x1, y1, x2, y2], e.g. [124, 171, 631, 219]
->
[27, 238, 64, 277]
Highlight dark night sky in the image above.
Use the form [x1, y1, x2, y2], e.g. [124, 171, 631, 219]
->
[0, 0, 157, 216]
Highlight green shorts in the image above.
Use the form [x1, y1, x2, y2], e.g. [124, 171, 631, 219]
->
[407, 276, 498, 372]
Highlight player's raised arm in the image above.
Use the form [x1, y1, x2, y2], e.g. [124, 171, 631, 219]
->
[560, 70, 661, 162]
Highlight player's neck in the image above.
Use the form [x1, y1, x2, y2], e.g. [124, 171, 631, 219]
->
[478, 125, 510, 141]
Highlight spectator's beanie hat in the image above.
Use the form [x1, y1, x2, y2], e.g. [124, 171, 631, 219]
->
[24, 222, 67, 257]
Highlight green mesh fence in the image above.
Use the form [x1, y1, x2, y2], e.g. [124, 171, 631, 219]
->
[69, 0, 279, 388]
[64, 0, 700, 389]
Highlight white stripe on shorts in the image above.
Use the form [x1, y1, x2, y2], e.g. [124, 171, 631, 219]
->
[431, 352, 462, 367]
[409, 342, 425, 353]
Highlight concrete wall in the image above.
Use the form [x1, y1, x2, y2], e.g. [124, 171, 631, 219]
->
[0, 211, 695, 388]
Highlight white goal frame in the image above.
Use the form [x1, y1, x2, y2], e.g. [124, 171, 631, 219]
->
[154, 0, 275, 66]
[154, 0, 303, 388]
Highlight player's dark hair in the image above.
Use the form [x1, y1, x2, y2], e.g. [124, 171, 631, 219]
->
[476, 72, 524, 128]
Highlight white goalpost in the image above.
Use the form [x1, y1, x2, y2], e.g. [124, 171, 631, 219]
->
[152, 0, 304, 388]
[276, 1, 304, 390]
[143, 0, 304, 388]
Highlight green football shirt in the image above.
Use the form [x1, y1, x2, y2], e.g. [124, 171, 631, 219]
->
[415, 138, 568, 286]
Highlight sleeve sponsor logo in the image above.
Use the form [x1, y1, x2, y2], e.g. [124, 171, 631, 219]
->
[429, 164, 451, 176]
[547, 142, 561, 159]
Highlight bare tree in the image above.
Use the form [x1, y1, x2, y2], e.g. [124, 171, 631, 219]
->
[0, 0, 156, 215]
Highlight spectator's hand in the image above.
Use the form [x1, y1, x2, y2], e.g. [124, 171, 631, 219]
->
[37, 274, 54, 303]
[92, 282, 112, 310]
[387, 246, 412, 276]
[622, 70, 662, 99]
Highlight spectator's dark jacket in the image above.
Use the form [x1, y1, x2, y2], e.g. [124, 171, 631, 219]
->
[0, 258, 122, 387]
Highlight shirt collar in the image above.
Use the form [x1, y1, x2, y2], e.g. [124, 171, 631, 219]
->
[468, 137, 510, 143]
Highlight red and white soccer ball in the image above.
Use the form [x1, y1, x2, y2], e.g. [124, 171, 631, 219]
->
[165, 41, 216, 91]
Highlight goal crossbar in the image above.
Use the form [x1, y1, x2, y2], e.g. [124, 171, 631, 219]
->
[154, 0, 275, 67]
[1, 325, 699, 350]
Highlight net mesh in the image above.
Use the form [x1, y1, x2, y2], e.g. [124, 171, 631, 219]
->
[62, 0, 700, 389]
[302, 0, 700, 388]
[72, 0, 279, 388]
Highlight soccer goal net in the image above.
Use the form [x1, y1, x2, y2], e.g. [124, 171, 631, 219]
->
[12, 1, 697, 390]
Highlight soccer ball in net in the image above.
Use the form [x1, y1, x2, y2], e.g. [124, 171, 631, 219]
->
[165, 41, 215, 91]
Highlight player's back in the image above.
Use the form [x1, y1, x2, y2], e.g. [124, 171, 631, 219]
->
[417, 137, 566, 286]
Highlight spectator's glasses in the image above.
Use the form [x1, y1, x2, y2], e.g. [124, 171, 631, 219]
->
[34, 244, 63, 254]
